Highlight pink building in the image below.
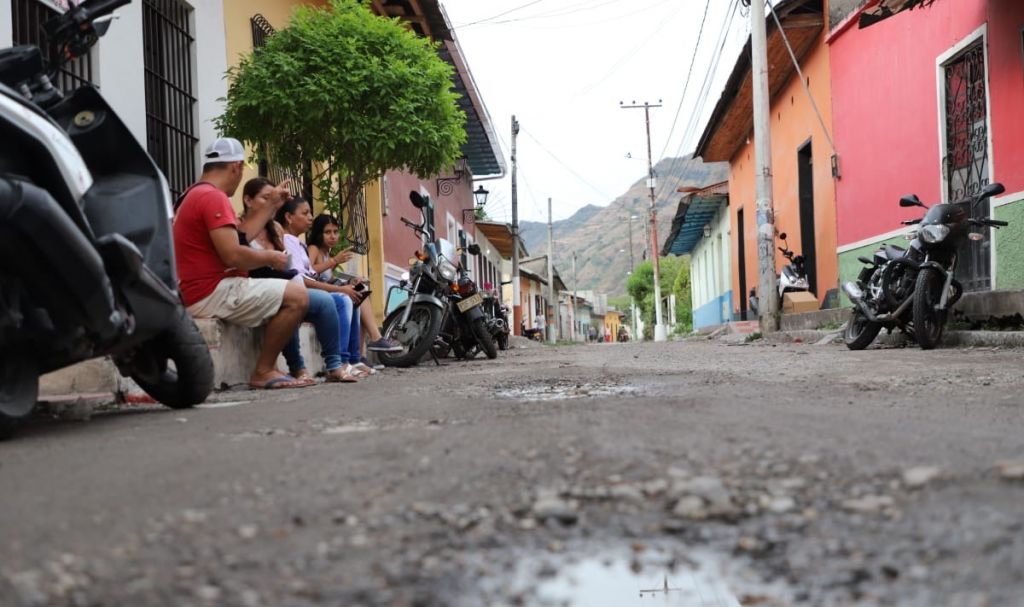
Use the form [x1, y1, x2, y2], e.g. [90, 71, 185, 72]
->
[829, 0, 1024, 293]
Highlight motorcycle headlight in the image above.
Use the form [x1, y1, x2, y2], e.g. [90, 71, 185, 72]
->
[920, 224, 950, 244]
[438, 260, 457, 281]
[401, 271, 410, 281]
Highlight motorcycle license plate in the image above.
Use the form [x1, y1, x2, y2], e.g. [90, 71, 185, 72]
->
[456, 292, 483, 313]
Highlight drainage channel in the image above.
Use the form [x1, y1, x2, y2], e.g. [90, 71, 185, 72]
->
[460, 541, 791, 606]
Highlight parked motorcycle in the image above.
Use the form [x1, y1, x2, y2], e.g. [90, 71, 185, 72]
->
[777, 232, 810, 297]
[0, 0, 213, 436]
[378, 191, 496, 367]
[843, 182, 1007, 350]
[480, 288, 510, 351]
[746, 233, 808, 317]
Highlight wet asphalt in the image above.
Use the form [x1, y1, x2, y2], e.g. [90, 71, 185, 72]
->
[1, 337, 1023, 606]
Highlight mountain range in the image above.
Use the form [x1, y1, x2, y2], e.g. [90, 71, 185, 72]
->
[517, 155, 728, 297]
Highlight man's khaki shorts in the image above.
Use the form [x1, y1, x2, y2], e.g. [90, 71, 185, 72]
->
[187, 277, 288, 328]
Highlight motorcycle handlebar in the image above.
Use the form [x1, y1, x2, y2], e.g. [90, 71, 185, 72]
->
[988, 219, 1009, 227]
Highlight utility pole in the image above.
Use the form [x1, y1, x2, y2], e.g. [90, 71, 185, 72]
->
[571, 250, 578, 342]
[627, 214, 639, 341]
[547, 197, 556, 344]
[621, 100, 666, 341]
[510, 115, 522, 336]
[750, 0, 779, 332]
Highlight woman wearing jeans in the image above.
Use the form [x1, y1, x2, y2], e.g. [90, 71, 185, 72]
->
[242, 178, 359, 383]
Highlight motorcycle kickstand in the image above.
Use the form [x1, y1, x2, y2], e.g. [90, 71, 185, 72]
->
[428, 348, 441, 366]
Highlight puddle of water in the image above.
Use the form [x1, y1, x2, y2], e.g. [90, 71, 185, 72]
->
[495, 383, 639, 402]
[471, 543, 789, 607]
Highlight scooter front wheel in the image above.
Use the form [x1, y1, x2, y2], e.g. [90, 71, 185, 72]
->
[0, 355, 38, 438]
[128, 306, 213, 408]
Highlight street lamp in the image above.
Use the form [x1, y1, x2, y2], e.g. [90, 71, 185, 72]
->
[473, 185, 489, 209]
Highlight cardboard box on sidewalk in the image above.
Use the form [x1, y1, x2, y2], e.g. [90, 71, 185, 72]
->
[783, 291, 819, 314]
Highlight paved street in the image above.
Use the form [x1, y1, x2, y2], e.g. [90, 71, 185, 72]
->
[3, 338, 1024, 606]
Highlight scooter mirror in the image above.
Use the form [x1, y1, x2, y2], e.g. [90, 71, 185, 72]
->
[467, 244, 481, 256]
[779, 232, 787, 241]
[899, 194, 923, 208]
[93, 14, 115, 37]
[409, 191, 428, 209]
[980, 183, 1005, 199]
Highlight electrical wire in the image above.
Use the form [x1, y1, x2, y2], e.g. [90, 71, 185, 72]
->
[656, 0, 712, 162]
[520, 128, 614, 202]
[453, 0, 547, 29]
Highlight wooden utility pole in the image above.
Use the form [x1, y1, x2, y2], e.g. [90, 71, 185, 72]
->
[750, 0, 779, 331]
[510, 115, 522, 335]
[547, 197, 556, 343]
[621, 100, 666, 341]
[571, 250, 578, 342]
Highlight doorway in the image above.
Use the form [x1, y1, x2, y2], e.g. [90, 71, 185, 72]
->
[737, 208, 747, 320]
[797, 140, 818, 296]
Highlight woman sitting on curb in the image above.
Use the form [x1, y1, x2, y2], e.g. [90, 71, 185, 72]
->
[306, 213, 388, 373]
[276, 197, 400, 378]
[241, 178, 358, 383]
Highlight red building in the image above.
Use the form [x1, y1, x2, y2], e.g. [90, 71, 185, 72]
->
[829, 0, 1024, 293]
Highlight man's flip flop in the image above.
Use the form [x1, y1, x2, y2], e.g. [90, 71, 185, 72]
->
[251, 375, 312, 390]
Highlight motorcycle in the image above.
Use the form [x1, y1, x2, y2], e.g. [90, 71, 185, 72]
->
[0, 0, 213, 436]
[746, 233, 809, 317]
[479, 286, 510, 351]
[843, 182, 1007, 350]
[378, 190, 497, 367]
[777, 232, 810, 297]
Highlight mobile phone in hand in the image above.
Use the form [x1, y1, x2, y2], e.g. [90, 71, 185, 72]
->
[354, 282, 366, 292]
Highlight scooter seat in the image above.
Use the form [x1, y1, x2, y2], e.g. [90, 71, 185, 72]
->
[883, 244, 906, 260]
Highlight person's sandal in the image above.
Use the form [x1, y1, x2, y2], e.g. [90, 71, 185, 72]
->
[325, 368, 358, 383]
[351, 362, 377, 376]
[291, 370, 318, 386]
[344, 363, 370, 378]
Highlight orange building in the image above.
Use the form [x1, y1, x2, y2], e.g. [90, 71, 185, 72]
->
[695, 0, 837, 319]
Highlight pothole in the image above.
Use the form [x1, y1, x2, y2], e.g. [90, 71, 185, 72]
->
[459, 541, 791, 606]
[495, 380, 640, 402]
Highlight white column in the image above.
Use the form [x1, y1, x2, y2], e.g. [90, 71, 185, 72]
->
[0, 0, 13, 48]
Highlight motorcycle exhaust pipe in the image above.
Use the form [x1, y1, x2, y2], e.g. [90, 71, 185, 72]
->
[842, 281, 864, 302]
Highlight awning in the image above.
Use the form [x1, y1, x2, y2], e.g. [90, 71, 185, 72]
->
[858, 0, 939, 28]
[661, 182, 729, 257]
[475, 221, 522, 259]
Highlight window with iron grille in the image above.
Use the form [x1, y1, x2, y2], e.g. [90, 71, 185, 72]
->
[142, 0, 196, 199]
[11, 0, 94, 92]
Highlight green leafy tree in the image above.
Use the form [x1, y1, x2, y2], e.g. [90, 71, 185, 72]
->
[218, 0, 466, 233]
[626, 257, 693, 337]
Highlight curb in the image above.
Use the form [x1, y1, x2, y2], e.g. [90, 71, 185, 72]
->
[772, 329, 1024, 349]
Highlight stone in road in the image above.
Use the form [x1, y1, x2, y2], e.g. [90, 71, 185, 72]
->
[2, 338, 1023, 606]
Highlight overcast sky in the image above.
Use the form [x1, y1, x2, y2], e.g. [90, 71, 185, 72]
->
[439, 0, 753, 224]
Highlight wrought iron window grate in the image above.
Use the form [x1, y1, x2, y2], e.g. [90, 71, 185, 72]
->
[142, 0, 197, 200]
[11, 0, 93, 92]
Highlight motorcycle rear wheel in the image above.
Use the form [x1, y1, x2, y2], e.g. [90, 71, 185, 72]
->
[378, 303, 443, 367]
[0, 355, 38, 438]
[128, 306, 214, 409]
[913, 268, 945, 350]
[844, 308, 881, 351]
[471, 316, 498, 359]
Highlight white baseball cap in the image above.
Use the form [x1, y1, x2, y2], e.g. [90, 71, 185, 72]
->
[202, 137, 246, 166]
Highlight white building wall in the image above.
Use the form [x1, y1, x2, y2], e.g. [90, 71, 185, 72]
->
[5, 0, 226, 169]
[689, 203, 732, 310]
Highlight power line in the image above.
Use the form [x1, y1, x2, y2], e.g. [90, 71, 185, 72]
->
[453, 0, 547, 29]
[520, 128, 613, 202]
[657, 0, 712, 161]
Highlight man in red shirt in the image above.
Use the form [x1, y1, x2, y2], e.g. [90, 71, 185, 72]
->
[173, 137, 310, 389]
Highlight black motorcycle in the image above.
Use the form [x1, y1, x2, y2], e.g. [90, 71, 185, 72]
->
[378, 191, 496, 367]
[843, 182, 1007, 350]
[480, 290, 510, 350]
[0, 0, 213, 435]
